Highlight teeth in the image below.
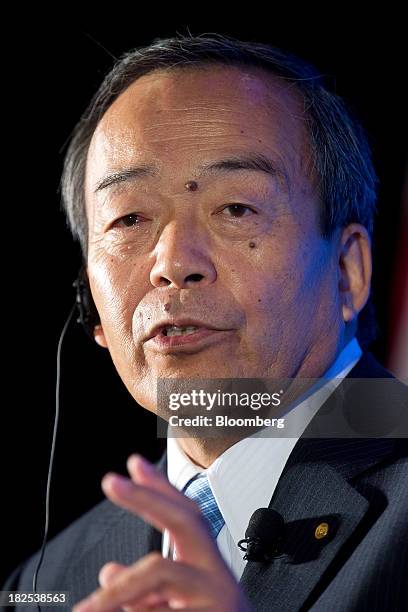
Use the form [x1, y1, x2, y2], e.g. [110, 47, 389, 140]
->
[163, 325, 199, 337]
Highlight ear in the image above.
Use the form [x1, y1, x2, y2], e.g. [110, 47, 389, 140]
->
[338, 223, 372, 323]
[93, 324, 108, 348]
[85, 265, 109, 349]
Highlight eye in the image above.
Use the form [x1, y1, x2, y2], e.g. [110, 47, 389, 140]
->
[111, 213, 145, 228]
[220, 204, 257, 218]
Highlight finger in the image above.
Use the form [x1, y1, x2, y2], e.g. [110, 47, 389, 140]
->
[73, 553, 214, 612]
[101, 473, 218, 567]
[125, 591, 170, 609]
[126, 455, 185, 501]
[126, 454, 204, 556]
[99, 562, 126, 587]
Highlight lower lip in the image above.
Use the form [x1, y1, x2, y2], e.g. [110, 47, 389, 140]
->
[146, 328, 232, 352]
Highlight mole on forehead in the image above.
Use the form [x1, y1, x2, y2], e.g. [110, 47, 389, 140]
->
[184, 180, 199, 191]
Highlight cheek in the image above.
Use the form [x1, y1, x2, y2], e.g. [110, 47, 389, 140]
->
[88, 254, 147, 349]
[233, 236, 334, 326]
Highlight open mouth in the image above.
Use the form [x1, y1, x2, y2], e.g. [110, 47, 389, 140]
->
[161, 325, 201, 337]
[144, 321, 233, 352]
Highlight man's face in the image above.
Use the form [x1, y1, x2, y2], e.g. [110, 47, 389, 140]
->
[85, 66, 344, 412]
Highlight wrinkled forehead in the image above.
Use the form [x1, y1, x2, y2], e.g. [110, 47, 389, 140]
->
[85, 65, 311, 190]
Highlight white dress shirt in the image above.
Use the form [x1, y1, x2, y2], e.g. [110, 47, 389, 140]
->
[162, 338, 362, 579]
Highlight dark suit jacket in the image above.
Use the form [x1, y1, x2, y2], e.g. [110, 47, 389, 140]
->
[3, 352, 408, 611]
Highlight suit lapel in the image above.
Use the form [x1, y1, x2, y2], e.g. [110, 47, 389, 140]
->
[240, 461, 368, 610]
[239, 352, 398, 611]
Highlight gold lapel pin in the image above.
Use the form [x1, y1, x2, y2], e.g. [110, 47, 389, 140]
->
[315, 522, 329, 540]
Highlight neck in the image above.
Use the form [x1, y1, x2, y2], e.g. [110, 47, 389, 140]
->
[177, 435, 245, 468]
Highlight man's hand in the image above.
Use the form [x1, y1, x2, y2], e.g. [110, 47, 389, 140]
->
[72, 455, 252, 611]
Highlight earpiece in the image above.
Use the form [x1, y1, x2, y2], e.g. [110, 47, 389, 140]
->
[73, 266, 100, 339]
[32, 272, 100, 603]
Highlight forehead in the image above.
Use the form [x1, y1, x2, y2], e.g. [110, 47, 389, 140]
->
[86, 65, 309, 186]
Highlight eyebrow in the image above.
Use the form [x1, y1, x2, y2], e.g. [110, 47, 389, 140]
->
[94, 165, 158, 193]
[94, 152, 288, 194]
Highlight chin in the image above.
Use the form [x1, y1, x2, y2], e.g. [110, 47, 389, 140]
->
[153, 365, 235, 380]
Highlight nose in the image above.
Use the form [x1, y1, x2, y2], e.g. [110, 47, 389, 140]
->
[150, 220, 217, 289]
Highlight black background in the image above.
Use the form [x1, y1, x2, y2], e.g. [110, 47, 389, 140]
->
[2, 15, 406, 584]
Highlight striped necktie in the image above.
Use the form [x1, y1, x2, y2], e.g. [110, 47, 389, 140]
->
[183, 474, 225, 540]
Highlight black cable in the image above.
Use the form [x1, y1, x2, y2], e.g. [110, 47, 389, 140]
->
[31, 303, 76, 612]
